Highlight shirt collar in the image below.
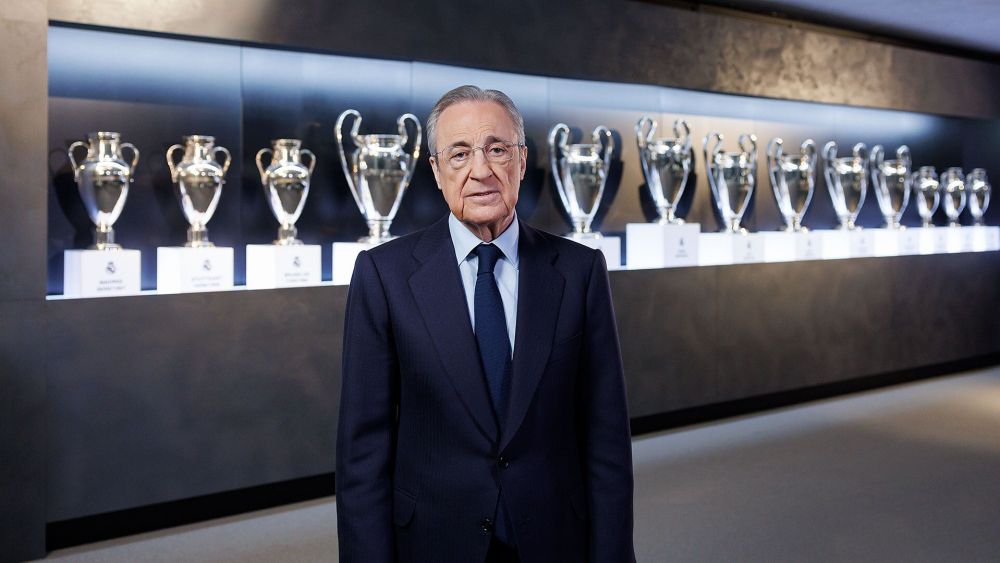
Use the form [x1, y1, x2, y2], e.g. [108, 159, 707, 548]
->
[448, 212, 520, 270]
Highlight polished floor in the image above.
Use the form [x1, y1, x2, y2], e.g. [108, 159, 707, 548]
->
[40, 366, 1000, 562]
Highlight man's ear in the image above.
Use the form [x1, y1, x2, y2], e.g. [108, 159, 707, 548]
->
[519, 145, 527, 181]
[430, 156, 442, 190]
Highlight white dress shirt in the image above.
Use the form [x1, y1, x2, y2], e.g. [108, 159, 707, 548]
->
[448, 213, 519, 351]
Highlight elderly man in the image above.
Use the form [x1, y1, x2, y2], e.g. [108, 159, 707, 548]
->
[336, 85, 634, 563]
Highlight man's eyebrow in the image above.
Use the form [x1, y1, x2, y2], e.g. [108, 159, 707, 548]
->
[445, 140, 472, 150]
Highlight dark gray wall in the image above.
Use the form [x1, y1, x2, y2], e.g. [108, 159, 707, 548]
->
[0, 2, 47, 561]
[48, 0, 1000, 119]
[2, 1, 1000, 560]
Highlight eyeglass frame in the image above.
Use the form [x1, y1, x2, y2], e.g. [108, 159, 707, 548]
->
[430, 138, 526, 170]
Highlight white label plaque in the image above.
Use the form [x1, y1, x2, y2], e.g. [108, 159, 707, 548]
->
[625, 223, 700, 269]
[332, 242, 377, 285]
[156, 247, 234, 294]
[849, 230, 875, 257]
[246, 244, 322, 289]
[63, 249, 141, 298]
[568, 236, 622, 270]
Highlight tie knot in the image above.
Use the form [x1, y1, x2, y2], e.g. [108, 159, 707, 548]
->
[474, 243, 504, 275]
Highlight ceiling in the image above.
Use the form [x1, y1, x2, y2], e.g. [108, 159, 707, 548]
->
[719, 0, 1000, 58]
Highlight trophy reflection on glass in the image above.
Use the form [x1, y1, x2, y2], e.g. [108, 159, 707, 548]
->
[335, 109, 421, 244]
[635, 116, 692, 225]
[767, 138, 816, 232]
[548, 123, 614, 239]
[704, 132, 757, 233]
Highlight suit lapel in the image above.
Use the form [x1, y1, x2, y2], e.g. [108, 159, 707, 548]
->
[409, 216, 499, 444]
[502, 223, 564, 451]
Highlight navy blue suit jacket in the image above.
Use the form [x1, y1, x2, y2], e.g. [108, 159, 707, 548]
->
[336, 215, 635, 563]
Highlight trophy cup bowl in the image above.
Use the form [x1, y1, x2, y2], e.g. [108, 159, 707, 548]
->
[256, 139, 316, 245]
[636, 116, 692, 224]
[704, 132, 757, 233]
[67, 131, 140, 250]
[912, 166, 940, 228]
[335, 109, 421, 244]
[549, 123, 614, 239]
[823, 141, 868, 230]
[870, 145, 912, 229]
[941, 167, 966, 226]
[767, 137, 816, 232]
[967, 168, 991, 226]
[166, 135, 231, 247]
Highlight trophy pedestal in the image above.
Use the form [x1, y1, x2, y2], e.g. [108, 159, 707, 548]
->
[332, 242, 377, 285]
[63, 249, 141, 298]
[761, 232, 823, 262]
[916, 228, 949, 255]
[246, 244, 322, 289]
[699, 232, 764, 265]
[156, 247, 234, 294]
[872, 229, 919, 256]
[565, 236, 621, 270]
[945, 227, 974, 253]
[970, 226, 1000, 252]
[625, 223, 700, 269]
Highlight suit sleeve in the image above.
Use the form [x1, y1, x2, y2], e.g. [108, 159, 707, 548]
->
[337, 250, 399, 563]
[581, 250, 636, 562]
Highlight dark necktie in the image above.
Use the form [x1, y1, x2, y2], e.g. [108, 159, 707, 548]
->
[473, 243, 513, 544]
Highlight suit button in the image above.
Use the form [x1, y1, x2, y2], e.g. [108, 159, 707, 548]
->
[498, 456, 510, 469]
[481, 518, 493, 534]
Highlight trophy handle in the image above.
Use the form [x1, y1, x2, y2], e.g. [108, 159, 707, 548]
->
[822, 141, 838, 198]
[166, 144, 184, 182]
[852, 142, 868, 166]
[767, 137, 783, 196]
[593, 125, 614, 175]
[673, 119, 692, 155]
[300, 149, 316, 175]
[398, 113, 422, 189]
[738, 133, 757, 163]
[68, 140, 87, 181]
[635, 116, 655, 150]
[213, 146, 232, 176]
[896, 145, 911, 169]
[335, 109, 365, 215]
[255, 148, 272, 183]
[547, 123, 572, 215]
[119, 142, 140, 176]
[870, 144, 884, 174]
[702, 132, 724, 199]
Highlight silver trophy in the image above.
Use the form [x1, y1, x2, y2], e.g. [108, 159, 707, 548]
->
[822, 141, 868, 230]
[635, 116, 692, 224]
[166, 135, 232, 247]
[256, 139, 316, 245]
[67, 131, 139, 249]
[967, 168, 991, 226]
[335, 109, 421, 244]
[912, 166, 940, 228]
[548, 123, 614, 239]
[870, 145, 912, 229]
[703, 132, 757, 233]
[941, 167, 966, 227]
[767, 138, 817, 232]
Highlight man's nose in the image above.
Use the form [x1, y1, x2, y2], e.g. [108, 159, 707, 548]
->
[469, 148, 494, 180]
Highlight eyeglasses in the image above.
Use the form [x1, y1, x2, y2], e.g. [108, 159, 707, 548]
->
[432, 141, 525, 170]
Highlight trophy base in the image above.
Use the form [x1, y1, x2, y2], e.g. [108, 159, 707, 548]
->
[566, 231, 603, 240]
[625, 222, 700, 269]
[273, 238, 304, 246]
[699, 232, 765, 266]
[156, 246, 234, 294]
[357, 235, 397, 245]
[563, 234, 621, 270]
[246, 244, 321, 289]
[185, 226, 214, 248]
[333, 241, 378, 285]
[89, 243, 123, 251]
[64, 248, 141, 298]
[761, 231, 822, 262]
[656, 216, 685, 226]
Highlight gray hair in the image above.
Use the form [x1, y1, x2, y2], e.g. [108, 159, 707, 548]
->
[426, 85, 525, 155]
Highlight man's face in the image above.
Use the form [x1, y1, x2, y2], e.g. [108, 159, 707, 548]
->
[431, 101, 527, 237]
